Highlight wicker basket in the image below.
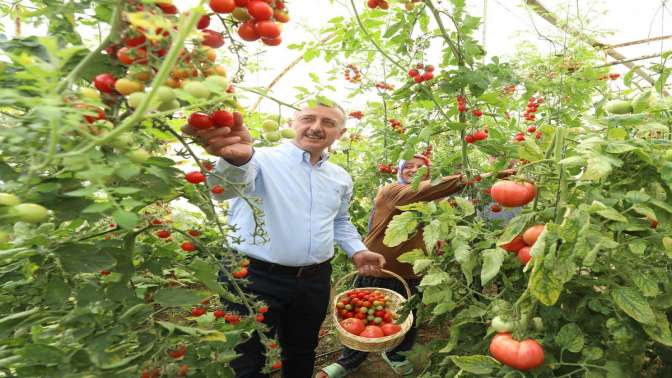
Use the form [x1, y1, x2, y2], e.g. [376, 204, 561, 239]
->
[330, 269, 414, 352]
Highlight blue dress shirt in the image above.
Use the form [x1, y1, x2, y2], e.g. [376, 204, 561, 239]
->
[208, 141, 367, 267]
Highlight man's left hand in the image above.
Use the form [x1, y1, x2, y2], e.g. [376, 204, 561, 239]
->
[352, 250, 386, 276]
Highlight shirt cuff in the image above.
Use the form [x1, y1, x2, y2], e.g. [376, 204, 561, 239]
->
[339, 239, 368, 258]
[213, 155, 252, 183]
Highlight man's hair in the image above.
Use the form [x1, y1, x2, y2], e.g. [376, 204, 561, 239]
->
[296, 98, 346, 127]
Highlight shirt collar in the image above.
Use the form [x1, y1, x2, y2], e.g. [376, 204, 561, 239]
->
[280, 141, 330, 166]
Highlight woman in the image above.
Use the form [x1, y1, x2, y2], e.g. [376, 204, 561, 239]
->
[316, 154, 468, 377]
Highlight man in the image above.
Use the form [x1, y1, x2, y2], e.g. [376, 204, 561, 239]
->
[181, 102, 386, 378]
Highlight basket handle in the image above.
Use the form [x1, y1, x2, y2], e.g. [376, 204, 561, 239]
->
[330, 269, 413, 306]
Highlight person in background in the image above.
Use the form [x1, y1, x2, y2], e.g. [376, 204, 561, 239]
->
[182, 102, 386, 378]
[316, 154, 470, 378]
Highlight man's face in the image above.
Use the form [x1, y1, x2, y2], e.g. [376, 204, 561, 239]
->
[400, 157, 429, 183]
[290, 105, 346, 154]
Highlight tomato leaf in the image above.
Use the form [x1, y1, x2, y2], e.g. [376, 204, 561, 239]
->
[554, 323, 585, 353]
[383, 211, 417, 247]
[642, 311, 672, 346]
[397, 249, 427, 264]
[480, 248, 506, 286]
[112, 209, 140, 230]
[449, 355, 499, 374]
[423, 219, 441, 252]
[611, 286, 656, 325]
[52, 243, 116, 273]
[188, 258, 226, 295]
[154, 288, 209, 307]
[453, 238, 476, 286]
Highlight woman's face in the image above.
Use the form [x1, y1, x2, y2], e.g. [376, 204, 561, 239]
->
[400, 157, 429, 183]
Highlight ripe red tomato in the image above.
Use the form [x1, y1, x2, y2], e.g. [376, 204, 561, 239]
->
[517, 246, 532, 264]
[233, 267, 248, 278]
[499, 235, 527, 253]
[191, 307, 205, 317]
[522, 224, 545, 246]
[168, 345, 187, 359]
[214, 309, 226, 319]
[209, 0, 236, 13]
[181, 241, 197, 252]
[211, 185, 224, 194]
[259, 306, 269, 313]
[421, 71, 434, 81]
[235, 0, 249, 5]
[489, 333, 544, 371]
[197, 15, 211, 29]
[254, 20, 281, 38]
[185, 171, 206, 184]
[201, 29, 225, 48]
[125, 34, 146, 47]
[100, 270, 111, 276]
[381, 323, 401, 336]
[464, 134, 475, 144]
[247, 1, 273, 20]
[210, 110, 234, 127]
[156, 230, 171, 238]
[340, 318, 365, 335]
[157, 2, 178, 14]
[271, 360, 282, 369]
[93, 73, 116, 93]
[490, 204, 502, 213]
[225, 313, 241, 324]
[359, 325, 384, 338]
[261, 37, 282, 46]
[490, 180, 536, 207]
[116, 47, 135, 65]
[474, 130, 488, 140]
[188, 112, 213, 129]
[238, 21, 260, 41]
[188, 229, 201, 237]
[354, 312, 366, 320]
[256, 314, 265, 322]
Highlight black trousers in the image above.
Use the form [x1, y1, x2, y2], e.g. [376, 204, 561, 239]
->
[335, 275, 420, 370]
[220, 260, 332, 378]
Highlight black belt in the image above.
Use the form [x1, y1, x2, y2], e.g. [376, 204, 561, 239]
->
[248, 257, 331, 277]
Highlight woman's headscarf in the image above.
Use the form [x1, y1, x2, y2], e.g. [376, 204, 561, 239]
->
[368, 154, 432, 231]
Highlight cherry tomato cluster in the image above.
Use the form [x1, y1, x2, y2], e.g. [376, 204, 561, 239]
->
[523, 96, 543, 122]
[599, 72, 621, 80]
[464, 129, 488, 144]
[348, 110, 364, 119]
[388, 119, 405, 134]
[421, 144, 433, 158]
[471, 108, 483, 117]
[336, 289, 397, 325]
[375, 82, 394, 90]
[232, 257, 249, 278]
[187, 109, 239, 130]
[457, 95, 467, 112]
[214, 0, 289, 46]
[367, 0, 390, 9]
[344, 64, 362, 83]
[499, 224, 545, 265]
[377, 163, 397, 174]
[408, 63, 435, 83]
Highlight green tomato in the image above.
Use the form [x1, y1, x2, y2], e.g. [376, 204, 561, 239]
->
[107, 133, 135, 150]
[183, 81, 211, 98]
[604, 99, 633, 115]
[262, 119, 279, 132]
[491, 315, 515, 333]
[359, 307, 368, 314]
[127, 148, 151, 164]
[344, 304, 352, 310]
[156, 86, 176, 103]
[0, 193, 21, 206]
[13, 203, 49, 223]
[280, 128, 296, 139]
[158, 99, 180, 112]
[264, 131, 282, 142]
[367, 308, 375, 315]
[373, 317, 382, 324]
[127, 92, 147, 109]
[205, 75, 229, 89]
[367, 315, 374, 321]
